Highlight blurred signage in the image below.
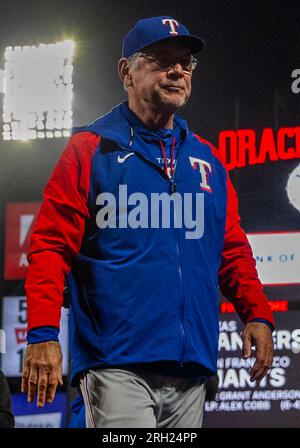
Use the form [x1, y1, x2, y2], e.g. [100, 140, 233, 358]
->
[247, 232, 300, 285]
[4, 202, 41, 280]
[219, 127, 300, 170]
[12, 393, 67, 428]
[1, 296, 69, 377]
[203, 310, 300, 428]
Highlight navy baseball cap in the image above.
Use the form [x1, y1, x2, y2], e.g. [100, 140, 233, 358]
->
[122, 16, 205, 58]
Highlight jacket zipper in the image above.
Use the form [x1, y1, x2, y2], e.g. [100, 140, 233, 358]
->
[175, 225, 186, 367]
[171, 153, 186, 368]
[124, 133, 188, 367]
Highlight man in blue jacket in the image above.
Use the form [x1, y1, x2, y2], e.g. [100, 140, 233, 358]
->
[22, 16, 275, 427]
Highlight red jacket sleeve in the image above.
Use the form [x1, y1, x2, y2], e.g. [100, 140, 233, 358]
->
[194, 133, 275, 327]
[25, 132, 100, 332]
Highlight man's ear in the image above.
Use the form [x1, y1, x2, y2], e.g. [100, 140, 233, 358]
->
[118, 58, 133, 88]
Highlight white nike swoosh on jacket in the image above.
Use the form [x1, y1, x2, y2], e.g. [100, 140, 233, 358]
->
[117, 152, 135, 163]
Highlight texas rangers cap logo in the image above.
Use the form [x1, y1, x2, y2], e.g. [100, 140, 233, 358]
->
[162, 18, 180, 35]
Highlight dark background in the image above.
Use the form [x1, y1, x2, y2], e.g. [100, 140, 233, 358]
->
[0, 0, 299, 427]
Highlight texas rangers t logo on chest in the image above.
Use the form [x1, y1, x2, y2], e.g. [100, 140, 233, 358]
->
[189, 157, 213, 192]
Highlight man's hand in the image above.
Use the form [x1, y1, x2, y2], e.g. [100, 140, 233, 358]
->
[21, 341, 63, 407]
[242, 322, 274, 384]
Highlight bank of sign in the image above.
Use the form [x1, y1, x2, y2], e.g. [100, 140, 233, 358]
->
[247, 232, 300, 285]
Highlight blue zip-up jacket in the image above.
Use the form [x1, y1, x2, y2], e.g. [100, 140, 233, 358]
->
[25, 102, 275, 385]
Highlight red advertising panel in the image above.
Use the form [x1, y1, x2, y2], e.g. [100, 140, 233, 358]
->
[4, 202, 41, 280]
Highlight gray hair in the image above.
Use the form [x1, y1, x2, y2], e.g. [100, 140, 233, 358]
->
[122, 51, 143, 92]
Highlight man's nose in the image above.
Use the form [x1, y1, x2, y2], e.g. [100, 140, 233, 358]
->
[168, 62, 184, 76]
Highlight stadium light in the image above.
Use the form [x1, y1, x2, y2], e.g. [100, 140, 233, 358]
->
[2, 40, 74, 141]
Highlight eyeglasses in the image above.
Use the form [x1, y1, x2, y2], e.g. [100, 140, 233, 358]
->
[139, 53, 198, 74]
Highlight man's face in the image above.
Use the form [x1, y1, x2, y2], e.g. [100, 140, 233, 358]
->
[126, 40, 193, 113]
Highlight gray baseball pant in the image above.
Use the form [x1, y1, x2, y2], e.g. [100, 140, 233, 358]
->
[79, 367, 206, 428]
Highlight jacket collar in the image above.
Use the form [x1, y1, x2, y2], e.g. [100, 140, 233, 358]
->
[72, 101, 190, 152]
[119, 101, 188, 148]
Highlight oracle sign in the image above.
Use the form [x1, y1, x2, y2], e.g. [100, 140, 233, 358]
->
[4, 202, 41, 280]
[218, 127, 300, 170]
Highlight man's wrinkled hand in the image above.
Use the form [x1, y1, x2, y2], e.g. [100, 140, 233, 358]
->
[21, 341, 63, 407]
[242, 322, 274, 384]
